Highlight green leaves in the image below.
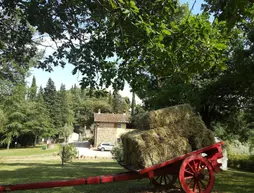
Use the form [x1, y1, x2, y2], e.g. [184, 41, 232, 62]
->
[109, 0, 117, 9]
[129, 0, 139, 13]
[161, 29, 172, 35]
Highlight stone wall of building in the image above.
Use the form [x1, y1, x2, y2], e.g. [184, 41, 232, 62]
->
[94, 128, 136, 147]
[96, 122, 127, 129]
[98, 123, 115, 128]
[94, 127, 117, 147]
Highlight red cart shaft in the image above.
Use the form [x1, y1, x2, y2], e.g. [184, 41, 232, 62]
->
[0, 171, 142, 192]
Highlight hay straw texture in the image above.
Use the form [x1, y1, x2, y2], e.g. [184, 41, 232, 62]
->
[120, 104, 215, 169]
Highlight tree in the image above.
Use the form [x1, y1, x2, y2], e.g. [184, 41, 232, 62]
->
[131, 92, 136, 116]
[28, 76, 37, 101]
[1, 1, 229, 91]
[58, 84, 74, 126]
[61, 124, 74, 143]
[43, 78, 62, 132]
[112, 90, 123, 113]
[108, 91, 113, 106]
[0, 109, 6, 131]
[0, 5, 38, 83]
[199, 0, 254, 141]
[202, 0, 253, 28]
[74, 98, 112, 134]
[0, 84, 26, 149]
[23, 100, 51, 147]
[122, 97, 130, 113]
[2, 0, 251, 142]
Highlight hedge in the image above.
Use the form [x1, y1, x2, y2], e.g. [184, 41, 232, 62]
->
[228, 153, 254, 172]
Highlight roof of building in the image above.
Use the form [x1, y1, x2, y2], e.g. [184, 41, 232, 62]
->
[94, 113, 130, 123]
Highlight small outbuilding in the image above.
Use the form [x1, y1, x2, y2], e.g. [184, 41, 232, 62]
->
[93, 112, 134, 147]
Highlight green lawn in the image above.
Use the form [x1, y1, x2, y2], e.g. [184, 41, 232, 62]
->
[0, 149, 253, 193]
[0, 146, 58, 157]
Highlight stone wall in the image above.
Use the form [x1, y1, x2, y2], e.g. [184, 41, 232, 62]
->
[94, 128, 136, 147]
[98, 123, 115, 128]
[94, 128, 117, 147]
[96, 122, 127, 128]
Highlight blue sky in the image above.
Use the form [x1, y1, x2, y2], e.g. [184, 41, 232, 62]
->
[27, 0, 204, 100]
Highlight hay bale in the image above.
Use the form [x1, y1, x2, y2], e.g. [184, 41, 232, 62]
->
[133, 104, 194, 130]
[119, 104, 215, 169]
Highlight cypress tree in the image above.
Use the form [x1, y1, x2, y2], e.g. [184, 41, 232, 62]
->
[108, 91, 113, 106]
[43, 78, 62, 130]
[112, 90, 123, 113]
[59, 84, 74, 126]
[29, 76, 37, 101]
[131, 92, 136, 116]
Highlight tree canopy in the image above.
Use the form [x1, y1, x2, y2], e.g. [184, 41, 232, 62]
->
[0, 0, 254, 144]
[0, 0, 229, 90]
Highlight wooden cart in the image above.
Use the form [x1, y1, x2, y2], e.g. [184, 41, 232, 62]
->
[0, 142, 224, 193]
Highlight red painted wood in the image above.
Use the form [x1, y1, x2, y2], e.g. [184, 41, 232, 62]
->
[179, 155, 215, 193]
[0, 172, 143, 192]
[139, 142, 224, 175]
[0, 178, 86, 192]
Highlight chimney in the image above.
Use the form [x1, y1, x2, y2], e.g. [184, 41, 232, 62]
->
[98, 109, 101, 114]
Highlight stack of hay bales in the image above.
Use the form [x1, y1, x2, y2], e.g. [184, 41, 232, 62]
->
[119, 104, 215, 169]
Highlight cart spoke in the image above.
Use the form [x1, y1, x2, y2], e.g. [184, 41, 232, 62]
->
[164, 175, 167, 184]
[159, 176, 163, 184]
[155, 176, 160, 181]
[203, 178, 211, 182]
[200, 180, 207, 189]
[185, 169, 194, 175]
[193, 180, 197, 192]
[152, 174, 177, 187]
[187, 177, 194, 188]
[193, 160, 198, 172]
[197, 181, 202, 193]
[185, 176, 194, 180]
[166, 175, 172, 184]
[192, 160, 199, 172]
[197, 160, 201, 172]
[187, 162, 195, 173]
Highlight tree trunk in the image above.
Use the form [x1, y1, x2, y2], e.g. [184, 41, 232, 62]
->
[200, 104, 215, 130]
[34, 135, 38, 147]
[7, 141, 10, 150]
[131, 92, 136, 116]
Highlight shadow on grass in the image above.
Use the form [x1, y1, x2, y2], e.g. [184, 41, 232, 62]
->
[1, 162, 254, 193]
[0, 161, 124, 183]
[213, 169, 254, 193]
[0, 160, 152, 193]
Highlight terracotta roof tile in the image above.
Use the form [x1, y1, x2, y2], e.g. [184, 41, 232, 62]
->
[94, 113, 130, 123]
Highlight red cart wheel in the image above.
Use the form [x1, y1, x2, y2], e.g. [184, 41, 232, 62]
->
[179, 155, 215, 193]
[151, 174, 177, 188]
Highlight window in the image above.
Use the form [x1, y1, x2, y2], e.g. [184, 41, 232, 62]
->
[117, 123, 121, 128]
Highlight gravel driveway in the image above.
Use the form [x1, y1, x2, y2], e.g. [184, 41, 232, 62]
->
[72, 142, 112, 159]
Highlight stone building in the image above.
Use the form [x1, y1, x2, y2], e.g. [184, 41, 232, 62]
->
[93, 112, 135, 147]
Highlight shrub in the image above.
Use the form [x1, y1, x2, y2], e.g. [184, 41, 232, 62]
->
[228, 153, 254, 172]
[59, 144, 78, 163]
[111, 143, 124, 162]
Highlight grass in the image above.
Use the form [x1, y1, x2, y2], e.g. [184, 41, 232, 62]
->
[0, 148, 253, 193]
[0, 159, 150, 193]
[0, 146, 58, 157]
[213, 169, 254, 193]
